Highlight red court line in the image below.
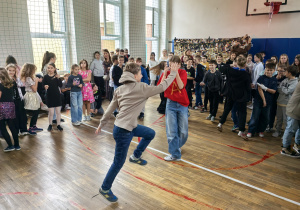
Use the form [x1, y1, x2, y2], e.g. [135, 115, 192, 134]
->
[151, 115, 264, 157]
[72, 131, 222, 210]
[0, 192, 86, 210]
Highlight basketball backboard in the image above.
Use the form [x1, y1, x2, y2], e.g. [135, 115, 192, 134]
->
[246, 0, 300, 16]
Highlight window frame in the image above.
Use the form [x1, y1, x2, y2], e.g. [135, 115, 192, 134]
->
[100, 0, 123, 48]
[27, 0, 69, 71]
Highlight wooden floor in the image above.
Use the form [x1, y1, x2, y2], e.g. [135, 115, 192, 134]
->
[0, 95, 299, 210]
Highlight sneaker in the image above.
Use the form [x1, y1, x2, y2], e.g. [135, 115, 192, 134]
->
[57, 125, 63, 131]
[293, 143, 300, 154]
[99, 188, 118, 203]
[82, 115, 87, 121]
[65, 104, 71, 110]
[113, 111, 118, 118]
[210, 116, 215, 122]
[86, 115, 91, 121]
[138, 112, 144, 120]
[129, 155, 147, 165]
[90, 113, 95, 117]
[193, 106, 200, 110]
[3, 146, 15, 152]
[14, 146, 21, 151]
[60, 118, 65, 122]
[206, 114, 212, 120]
[259, 132, 264, 138]
[164, 155, 181, 161]
[99, 107, 104, 115]
[281, 147, 300, 158]
[28, 130, 37, 136]
[72, 122, 81, 126]
[188, 106, 193, 109]
[217, 123, 222, 132]
[41, 104, 48, 111]
[30, 126, 43, 132]
[247, 133, 252, 138]
[19, 131, 29, 136]
[238, 131, 248, 140]
[247, 104, 253, 110]
[231, 125, 239, 132]
[47, 125, 53, 132]
[272, 131, 281, 138]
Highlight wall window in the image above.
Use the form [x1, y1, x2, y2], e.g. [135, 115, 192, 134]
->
[146, 0, 160, 62]
[100, 0, 122, 53]
[27, 0, 68, 72]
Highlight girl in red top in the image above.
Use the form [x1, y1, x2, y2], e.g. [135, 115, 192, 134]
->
[158, 55, 189, 161]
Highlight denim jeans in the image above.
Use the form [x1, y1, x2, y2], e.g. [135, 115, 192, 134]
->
[282, 116, 300, 148]
[195, 83, 203, 106]
[101, 124, 155, 190]
[70, 91, 83, 123]
[165, 99, 188, 159]
[248, 102, 270, 134]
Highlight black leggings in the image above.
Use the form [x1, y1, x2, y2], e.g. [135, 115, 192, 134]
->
[26, 109, 39, 128]
[94, 76, 105, 97]
[0, 119, 19, 147]
[14, 99, 28, 133]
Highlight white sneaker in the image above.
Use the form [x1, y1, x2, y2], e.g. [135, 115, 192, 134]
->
[247, 104, 253, 110]
[82, 115, 87, 121]
[206, 114, 212, 120]
[41, 104, 49, 111]
[72, 122, 81, 126]
[210, 116, 215, 122]
[217, 123, 222, 132]
[247, 133, 252, 138]
[259, 132, 264, 138]
[66, 104, 71, 110]
[272, 131, 281, 137]
[86, 115, 91, 121]
[20, 131, 29, 136]
[164, 155, 181, 161]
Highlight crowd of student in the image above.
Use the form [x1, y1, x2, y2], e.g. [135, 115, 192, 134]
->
[0, 48, 299, 160]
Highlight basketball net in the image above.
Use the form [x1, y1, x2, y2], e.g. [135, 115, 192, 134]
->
[264, 2, 282, 25]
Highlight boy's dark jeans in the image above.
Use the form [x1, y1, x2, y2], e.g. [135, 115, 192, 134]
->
[101, 125, 155, 191]
[186, 85, 192, 107]
[219, 97, 247, 132]
[204, 85, 209, 110]
[208, 90, 219, 117]
[248, 102, 271, 134]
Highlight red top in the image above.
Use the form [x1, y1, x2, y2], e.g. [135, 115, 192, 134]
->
[158, 69, 189, 107]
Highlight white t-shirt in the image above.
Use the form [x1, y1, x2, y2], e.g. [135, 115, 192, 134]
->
[149, 60, 159, 80]
[109, 65, 114, 87]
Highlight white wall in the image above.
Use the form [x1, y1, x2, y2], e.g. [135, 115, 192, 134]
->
[0, 0, 34, 66]
[170, 0, 300, 40]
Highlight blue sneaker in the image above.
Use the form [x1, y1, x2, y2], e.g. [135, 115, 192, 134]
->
[30, 126, 43, 132]
[3, 146, 15, 152]
[28, 129, 37, 136]
[231, 125, 239, 132]
[14, 146, 21, 151]
[99, 188, 118, 202]
[129, 155, 147, 165]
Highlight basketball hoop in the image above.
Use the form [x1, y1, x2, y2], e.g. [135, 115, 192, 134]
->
[264, 2, 282, 14]
[264, 2, 282, 23]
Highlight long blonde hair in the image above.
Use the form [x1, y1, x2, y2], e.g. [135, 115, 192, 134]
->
[0, 67, 14, 89]
[20, 63, 37, 82]
[278, 54, 290, 67]
[150, 61, 166, 76]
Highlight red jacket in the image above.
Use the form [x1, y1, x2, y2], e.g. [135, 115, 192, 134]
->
[158, 69, 189, 107]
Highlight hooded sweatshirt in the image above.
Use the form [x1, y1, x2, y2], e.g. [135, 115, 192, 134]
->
[286, 82, 300, 120]
[277, 78, 299, 106]
[99, 70, 177, 131]
[90, 59, 104, 77]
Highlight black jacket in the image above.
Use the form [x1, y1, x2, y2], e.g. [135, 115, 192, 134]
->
[220, 66, 251, 102]
[203, 71, 223, 92]
[194, 64, 205, 84]
[112, 65, 123, 87]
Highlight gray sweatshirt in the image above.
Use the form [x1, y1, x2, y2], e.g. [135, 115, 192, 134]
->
[90, 59, 104, 77]
[99, 70, 177, 131]
[277, 78, 299, 106]
[286, 82, 300, 120]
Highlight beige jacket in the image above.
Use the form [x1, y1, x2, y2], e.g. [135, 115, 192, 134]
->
[286, 82, 300, 120]
[99, 70, 177, 131]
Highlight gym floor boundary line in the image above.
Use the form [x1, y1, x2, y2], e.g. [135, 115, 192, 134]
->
[61, 115, 300, 207]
